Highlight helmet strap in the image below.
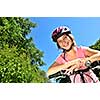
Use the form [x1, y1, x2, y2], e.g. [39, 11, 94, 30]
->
[63, 42, 74, 52]
[63, 42, 74, 60]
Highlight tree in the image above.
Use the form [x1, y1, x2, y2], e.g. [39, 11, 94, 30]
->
[89, 39, 100, 80]
[0, 17, 48, 83]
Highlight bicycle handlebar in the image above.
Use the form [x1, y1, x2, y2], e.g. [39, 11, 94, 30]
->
[48, 60, 100, 79]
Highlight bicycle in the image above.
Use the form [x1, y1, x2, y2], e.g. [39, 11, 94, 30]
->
[48, 60, 100, 83]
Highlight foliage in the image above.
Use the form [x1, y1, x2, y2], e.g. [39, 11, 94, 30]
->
[89, 39, 100, 51]
[0, 17, 48, 83]
[89, 39, 100, 80]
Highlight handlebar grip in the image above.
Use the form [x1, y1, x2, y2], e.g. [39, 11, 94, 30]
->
[85, 60, 100, 68]
[48, 71, 62, 79]
[91, 60, 100, 68]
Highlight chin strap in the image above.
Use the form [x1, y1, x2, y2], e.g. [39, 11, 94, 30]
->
[63, 42, 74, 60]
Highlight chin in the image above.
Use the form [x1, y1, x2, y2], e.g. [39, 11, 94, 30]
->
[65, 46, 70, 50]
[64, 46, 72, 51]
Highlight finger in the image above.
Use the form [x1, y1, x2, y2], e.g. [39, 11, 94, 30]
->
[64, 70, 69, 75]
[66, 71, 71, 76]
[74, 68, 78, 71]
[67, 69, 74, 75]
[64, 65, 78, 75]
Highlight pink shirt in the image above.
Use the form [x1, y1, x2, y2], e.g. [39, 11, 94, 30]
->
[56, 46, 99, 83]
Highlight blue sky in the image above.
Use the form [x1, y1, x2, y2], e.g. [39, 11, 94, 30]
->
[28, 17, 100, 72]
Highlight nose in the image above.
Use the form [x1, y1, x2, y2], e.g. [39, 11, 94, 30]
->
[62, 40, 67, 46]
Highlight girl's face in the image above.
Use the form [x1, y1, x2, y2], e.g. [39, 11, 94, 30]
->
[57, 34, 73, 50]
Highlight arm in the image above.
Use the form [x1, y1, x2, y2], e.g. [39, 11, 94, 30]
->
[47, 47, 100, 76]
[82, 47, 100, 63]
[47, 58, 81, 76]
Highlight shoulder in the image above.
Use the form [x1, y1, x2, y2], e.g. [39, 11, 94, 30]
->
[55, 53, 66, 64]
[80, 46, 99, 52]
[79, 46, 100, 56]
[76, 46, 87, 53]
[78, 46, 88, 50]
[56, 53, 64, 61]
[77, 46, 89, 52]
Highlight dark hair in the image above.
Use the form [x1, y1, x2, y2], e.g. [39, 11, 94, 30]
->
[57, 42, 61, 49]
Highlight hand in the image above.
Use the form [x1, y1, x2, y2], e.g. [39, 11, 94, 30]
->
[62, 64, 79, 75]
[62, 58, 84, 75]
[80, 58, 89, 67]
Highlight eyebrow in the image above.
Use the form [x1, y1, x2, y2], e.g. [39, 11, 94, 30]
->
[58, 36, 67, 41]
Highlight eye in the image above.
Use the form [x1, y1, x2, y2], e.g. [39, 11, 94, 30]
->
[58, 40, 62, 43]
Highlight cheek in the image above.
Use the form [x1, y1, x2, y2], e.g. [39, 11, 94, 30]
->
[57, 43, 61, 48]
[59, 43, 64, 48]
[68, 37, 73, 43]
[58, 43, 62, 47]
[69, 40, 72, 44]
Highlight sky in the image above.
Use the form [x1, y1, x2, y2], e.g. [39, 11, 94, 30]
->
[28, 17, 100, 72]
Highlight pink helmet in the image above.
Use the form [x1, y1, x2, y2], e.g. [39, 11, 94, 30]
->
[51, 26, 71, 42]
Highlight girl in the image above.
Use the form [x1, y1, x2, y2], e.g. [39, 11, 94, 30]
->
[47, 26, 100, 83]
